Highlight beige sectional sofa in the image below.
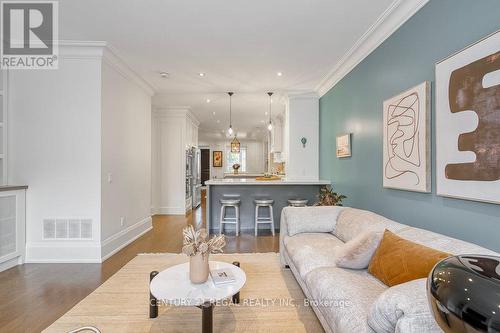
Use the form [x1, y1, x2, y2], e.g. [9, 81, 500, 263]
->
[279, 206, 497, 333]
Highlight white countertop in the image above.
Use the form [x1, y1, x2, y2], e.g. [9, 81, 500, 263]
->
[205, 178, 331, 185]
[223, 173, 265, 177]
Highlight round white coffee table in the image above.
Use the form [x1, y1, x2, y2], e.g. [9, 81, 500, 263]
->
[149, 260, 246, 333]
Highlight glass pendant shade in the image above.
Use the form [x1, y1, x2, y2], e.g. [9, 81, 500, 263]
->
[227, 92, 234, 136]
[231, 136, 240, 153]
[267, 92, 273, 131]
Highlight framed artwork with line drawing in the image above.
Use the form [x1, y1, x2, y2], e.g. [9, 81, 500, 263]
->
[383, 81, 431, 192]
[213, 151, 223, 167]
[436, 30, 500, 204]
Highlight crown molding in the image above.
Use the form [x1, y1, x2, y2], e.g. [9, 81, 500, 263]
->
[57, 40, 106, 59]
[187, 111, 200, 127]
[56, 41, 155, 96]
[153, 107, 200, 126]
[102, 45, 156, 96]
[153, 106, 192, 119]
[315, 0, 430, 97]
[285, 91, 319, 100]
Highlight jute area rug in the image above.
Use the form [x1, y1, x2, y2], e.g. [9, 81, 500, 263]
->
[44, 253, 324, 333]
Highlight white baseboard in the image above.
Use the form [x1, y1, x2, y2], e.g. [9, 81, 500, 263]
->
[101, 216, 153, 261]
[26, 241, 102, 263]
[25, 216, 153, 263]
[0, 255, 23, 272]
[154, 206, 185, 215]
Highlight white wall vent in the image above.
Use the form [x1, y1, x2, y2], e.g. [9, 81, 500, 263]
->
[43, 218, 93, 240]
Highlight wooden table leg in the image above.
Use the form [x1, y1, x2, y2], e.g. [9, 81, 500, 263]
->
[232, 261, 240, 304]
[201, 302, 213, 333]
[149, 271, 159, 318]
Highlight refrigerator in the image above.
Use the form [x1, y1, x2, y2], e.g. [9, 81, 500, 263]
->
[191, 148, 202, 208]
[185, 149, 193, 210]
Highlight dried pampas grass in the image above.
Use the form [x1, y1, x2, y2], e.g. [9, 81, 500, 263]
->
[181, 225, 226, 257]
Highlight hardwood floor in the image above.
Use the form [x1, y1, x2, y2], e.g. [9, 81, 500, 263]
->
[0, 191, 279, 333]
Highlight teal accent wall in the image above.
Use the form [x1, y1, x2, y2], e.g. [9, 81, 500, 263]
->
[319, 0, 500, 252]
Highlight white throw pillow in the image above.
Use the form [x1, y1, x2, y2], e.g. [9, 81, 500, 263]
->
[334, 231, 383, 269]
[285, 206, 345, 236]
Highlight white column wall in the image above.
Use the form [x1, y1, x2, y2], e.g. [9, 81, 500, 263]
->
[8, 44, 154, 262]
[285, 93, 319, 181]
[100, 55, 153, 259]
[8, 47, 103, 262]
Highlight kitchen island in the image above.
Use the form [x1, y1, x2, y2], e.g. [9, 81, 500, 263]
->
[205, 178, 330, 234]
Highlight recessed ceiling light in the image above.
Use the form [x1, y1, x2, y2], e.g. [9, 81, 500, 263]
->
[212, 111, 216, 115]
[206, 98, 211, 103]
[198, 72, 205, 77]
[265, 111, 268, 115]
[216, 119, 220, 123]
[277, 72, 283, 77]
[160, 72, 169, 78]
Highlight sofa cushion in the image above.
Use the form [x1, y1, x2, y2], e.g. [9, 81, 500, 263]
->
[304, 266, 387, 333]
[367, 278, 442, 333]
[394, 226, 497, 256]
[284, 233, 344, 278]
[335, 231, 384, 269]
[368, 230, 450, 287]
[335, 208, 407, 242]
[284, 206, 346, 236]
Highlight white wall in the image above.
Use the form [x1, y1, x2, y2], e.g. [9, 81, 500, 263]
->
[100, 56, 153, 259]
[8, 47, 103, 262]
[8, 44, 154, 262]
[285, 94, 319, 181]
[199, 138, 267, 178]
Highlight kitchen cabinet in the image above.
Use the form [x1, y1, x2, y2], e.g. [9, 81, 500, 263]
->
[152, 108, 199, 215]
[270, 115, 284, 153]
[0, 187, 26, 272]
[185, 115, 199, 148]
[0, 70, 7, 185]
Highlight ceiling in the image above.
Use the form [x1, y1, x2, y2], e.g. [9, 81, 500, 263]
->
[59, 0, 395, 136]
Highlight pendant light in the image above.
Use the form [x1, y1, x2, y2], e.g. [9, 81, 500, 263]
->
[227, 91, 240, 153]
[227, 92, 234, 136]
[231, 136, 240, 153]
[267, 92, 273, 131]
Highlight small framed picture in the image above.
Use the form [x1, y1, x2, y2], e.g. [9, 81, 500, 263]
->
[336, 134, 351, 158]
[213, 151, 223, 167]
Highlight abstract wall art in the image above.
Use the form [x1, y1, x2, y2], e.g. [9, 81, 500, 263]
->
[383, 81, 431, 192]
[436, 30, 500, 204]
[336, 134, 351, 158]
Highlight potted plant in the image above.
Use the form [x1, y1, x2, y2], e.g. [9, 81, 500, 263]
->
[182, 226, 226, 283]
[315, 185, 347, 206]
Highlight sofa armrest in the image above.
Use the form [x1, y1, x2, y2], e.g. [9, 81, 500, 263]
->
[367, 278, 442, 333]
[279, 207, 291, 267]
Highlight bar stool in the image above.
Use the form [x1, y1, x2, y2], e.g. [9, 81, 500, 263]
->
[288, 199, 309, 207]
[254, 199, 275, 236]
[219, 197, 241, 236]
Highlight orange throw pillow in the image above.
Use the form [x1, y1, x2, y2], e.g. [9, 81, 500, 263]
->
[368, 230, 450, 286]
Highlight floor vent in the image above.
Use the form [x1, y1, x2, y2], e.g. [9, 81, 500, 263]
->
[43, 219, 93, 240]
